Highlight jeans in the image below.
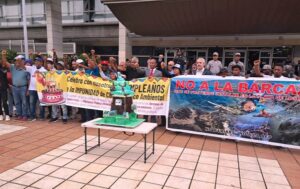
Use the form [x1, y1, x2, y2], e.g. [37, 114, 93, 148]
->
[8, 88, 14, 116]
[52, 105, 68, 119]
[12, 86, 28, 118]
[0, 88, 9, 116]
[29, 90, 45, 119]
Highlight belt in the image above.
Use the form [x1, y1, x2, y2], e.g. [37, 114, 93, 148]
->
[12, 85, 27, 88]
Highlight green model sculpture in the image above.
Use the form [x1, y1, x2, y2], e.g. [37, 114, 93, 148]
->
[95, 72, 144, 128]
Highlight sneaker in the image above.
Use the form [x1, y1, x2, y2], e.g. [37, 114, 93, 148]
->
[0, 115, 3, 121]
[22, 117, 28, 121]
[30, 118, 36, 122]
[62, 119, 67, 124]
[49, 118, 58, 123]
[5, 115, 10, 121]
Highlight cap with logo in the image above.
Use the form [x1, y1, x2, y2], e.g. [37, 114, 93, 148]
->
[14, 55, 25, 60]
[262, 65, 272, 70]
[57, 61, 64, 66]
[76, 59, 84, 64]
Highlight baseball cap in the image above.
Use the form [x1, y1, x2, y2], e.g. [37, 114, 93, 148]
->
[234, 53, 241, 56]
[101, 60, 109, 65]
[262, 65, 272, 70]
[219, 67, 229, 73]
[35, 57, 43, 62]
[213, 52, 219, 56]
[76, 59, 84, 64]
[172, 64, 181, 70]
[25, 59, 33, 65]
[46, 58, 53, 62]
[57, 61, 64, 66]
[14, 55, 25, 60]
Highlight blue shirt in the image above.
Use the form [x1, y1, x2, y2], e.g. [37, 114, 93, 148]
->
[85, 67, 100, 77]
[10, 64, 29, 87]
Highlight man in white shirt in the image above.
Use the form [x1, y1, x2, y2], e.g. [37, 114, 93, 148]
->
[252, 60, 289, 78]
[207, 52, 223, 75]
[194, 58, 212, 76]
[26, 57, 47, 121]
[228, 53, 245, 76]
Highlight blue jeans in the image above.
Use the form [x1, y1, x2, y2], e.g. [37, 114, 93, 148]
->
[12, 86, 28, 118]
[8, 88, 14, 116]
[52, 105, 68, 119]
[29, 90, 45, 119]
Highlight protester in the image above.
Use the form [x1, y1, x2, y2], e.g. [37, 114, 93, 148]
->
[217, 68, 229, 77]
[173, 49, 187, 71]
[161, 63, 182, 78]
[124, 57, 145, 81]
[0, 50, 10, 121]
[99, 60, 111, 80]
[2, 53, 29, 121]
[145, 58, 162, 77]
[49, 61, 68, 124]
[193, 58, 213, 76]
[252, 60, 287, 78]
[207, 52, 223, 75]
[231, 65, 243, 77]
[228, 53, 245, 76]
[7, 70, 14, 117]
[26, 57, 47, 121]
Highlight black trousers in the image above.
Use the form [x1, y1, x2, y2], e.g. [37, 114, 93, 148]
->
[0, 88, 9, 115]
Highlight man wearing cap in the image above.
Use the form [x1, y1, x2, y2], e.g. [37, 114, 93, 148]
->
[228, 53, 245, 76]
[160, 63, 182, 78]
[193, 58, 213, 76]
[174, 49, 187, 72]
[2, 53, 30, 121]
[73, 59, 85, 72]
[98, 60, 111, 80]
[25, 57, 47, 121]
[252, 60, 289, 79]
[207, 52, 223, 75]
[49, 61, 68, 124]
[46, 58, 55, 71]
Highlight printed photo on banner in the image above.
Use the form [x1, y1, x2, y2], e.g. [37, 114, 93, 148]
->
[36, 70, 67, 105]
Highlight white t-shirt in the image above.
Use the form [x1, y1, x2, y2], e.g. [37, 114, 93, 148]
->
[26, 65, 47, 91]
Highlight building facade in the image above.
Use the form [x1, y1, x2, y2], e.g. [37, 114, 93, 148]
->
[0, 0, 299, 72]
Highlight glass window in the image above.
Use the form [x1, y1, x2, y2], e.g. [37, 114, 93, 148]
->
[132, 46, 154, 56]
[273, 47, 292, 57]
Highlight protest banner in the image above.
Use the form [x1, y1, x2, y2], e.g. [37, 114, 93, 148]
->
[36, 71, 170, 116]
[167, 75, 300, 149]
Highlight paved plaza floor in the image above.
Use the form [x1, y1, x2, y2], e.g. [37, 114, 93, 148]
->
[0, 120, 299, 189]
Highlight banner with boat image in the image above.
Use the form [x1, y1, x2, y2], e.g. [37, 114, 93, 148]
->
[167, 75, 300, 149]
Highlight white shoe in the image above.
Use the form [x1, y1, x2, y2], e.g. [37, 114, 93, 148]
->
[5, 115, 10, 121]
[0, 115, 3, 121]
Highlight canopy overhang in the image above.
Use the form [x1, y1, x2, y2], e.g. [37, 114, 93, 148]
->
[102, 0, 300, 36]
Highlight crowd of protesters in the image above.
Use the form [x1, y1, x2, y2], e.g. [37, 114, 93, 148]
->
[0, 48, 298, 123]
